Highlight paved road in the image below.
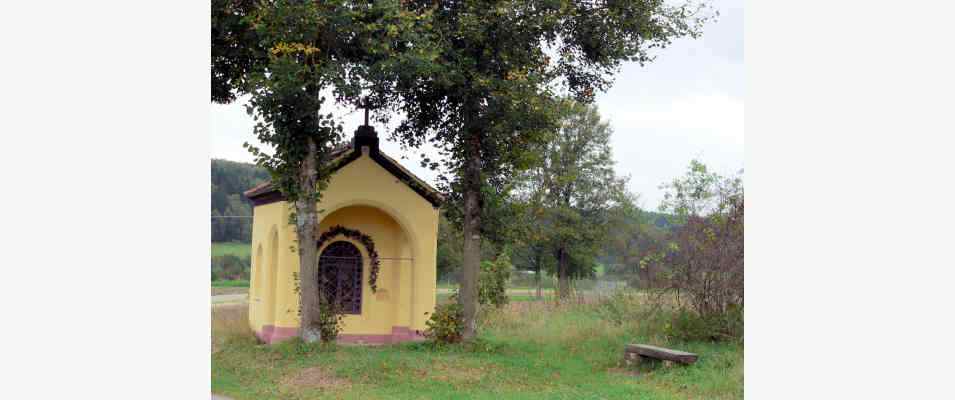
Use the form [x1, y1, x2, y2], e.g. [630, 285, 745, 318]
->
[211, 294, 247, 305]
[212, 395, 233, 400]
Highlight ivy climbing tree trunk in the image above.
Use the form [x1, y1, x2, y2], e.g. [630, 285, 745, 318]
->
[296, 136, 322, 343]
[459, 134, 482, 340]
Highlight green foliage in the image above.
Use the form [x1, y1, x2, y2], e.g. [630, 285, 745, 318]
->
[316, 293, 345, 343]
[211, 159, 268, 242]
[391, 0, 713, 232]
[211, 280, 250, 288]
[665, 306, 744, 343]
[213, 0, 441, 339]
[211, 254, 250, 281]
[211, 242, 252, 258]
[478, 251, 513, 308]
[659, 159, 743, 220]
[643, 160, 744, 341]
[423, 301, 464, 344]
[436, 212, 502, 282]
[435, 214, 462, 281]
[291, 271, 346, 343]
[594, 290, 646, 326]
[600, 197, 671, 289]
[236, 0, 440, 207]
[214, 297, 743, 400]
[211, 243, 252, 287]
[211, 0, 266, 104]
[315, 225, 383, 292]
[511, 100, 630, 295]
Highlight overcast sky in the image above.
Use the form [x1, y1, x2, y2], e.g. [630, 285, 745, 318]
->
[210, 0, 743, 211]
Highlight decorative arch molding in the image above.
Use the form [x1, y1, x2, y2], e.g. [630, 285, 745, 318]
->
[316, 225, 382, 292]
[321, 198, 420, 254]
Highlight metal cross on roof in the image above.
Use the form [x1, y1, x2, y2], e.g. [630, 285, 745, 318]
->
[364, 102, 370, 126]
[361, 97, 373, 126]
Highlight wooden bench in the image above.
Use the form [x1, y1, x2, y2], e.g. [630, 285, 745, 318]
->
[624, 344, 698, 366]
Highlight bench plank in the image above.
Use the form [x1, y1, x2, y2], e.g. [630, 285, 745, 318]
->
[625, 344, 698, 364]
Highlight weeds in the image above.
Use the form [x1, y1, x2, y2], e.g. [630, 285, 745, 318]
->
[211, 304, 255, 352]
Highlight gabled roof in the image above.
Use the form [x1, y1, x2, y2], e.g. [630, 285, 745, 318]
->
[243, 130, 444, 207]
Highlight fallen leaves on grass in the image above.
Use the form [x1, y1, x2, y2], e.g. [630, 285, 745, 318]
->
[427, 360, 489, 385]
[282, 366, 351, 392]
[607, 367, 641, 377]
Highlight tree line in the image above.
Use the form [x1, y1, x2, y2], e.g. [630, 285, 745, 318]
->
[211, 158, 269, 242]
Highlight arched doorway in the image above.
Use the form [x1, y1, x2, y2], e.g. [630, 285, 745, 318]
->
[312, 204, 420, 340]
[319, 241, 363, 314]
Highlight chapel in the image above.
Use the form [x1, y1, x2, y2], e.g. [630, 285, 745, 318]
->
[243, 123, 442, 344]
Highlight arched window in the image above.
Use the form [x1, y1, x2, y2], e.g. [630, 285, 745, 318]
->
[319, 241, 363, 314]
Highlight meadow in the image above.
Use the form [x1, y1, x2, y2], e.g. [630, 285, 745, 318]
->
[213, 280, 251, 288]
[212, 293, 743, 399]
[212, 242, 251, 258]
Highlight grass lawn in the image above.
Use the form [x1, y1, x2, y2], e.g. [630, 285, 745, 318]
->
[213, 242, 251, 258]
[213, 280, 251, 288]
[436, 292, 554, 303]
[212, 296, 742, 399]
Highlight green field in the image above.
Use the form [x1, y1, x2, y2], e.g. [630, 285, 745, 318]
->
[212, 297, 742, 399]
[213, 280, 250, 288]
[212, 242, 251, 258]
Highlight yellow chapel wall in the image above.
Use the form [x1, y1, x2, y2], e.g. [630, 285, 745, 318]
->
[248, 150, 439, 338]
[248, 201, 286, 333]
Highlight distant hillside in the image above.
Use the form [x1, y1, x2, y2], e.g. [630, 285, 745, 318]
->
[642, 210, 679, 230]
[212, 159, 269, 242]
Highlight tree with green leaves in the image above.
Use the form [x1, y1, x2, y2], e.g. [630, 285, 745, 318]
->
[211, 0, 437, 342]
[211, 159, 269, 242]
[514, 100, 630, 298]
[389, 0, 710, 337]
[659, 159, 742, 221]
[212, 0, 265, 105]
[643, 160, 743, 340]
[601, 193, 669, 288]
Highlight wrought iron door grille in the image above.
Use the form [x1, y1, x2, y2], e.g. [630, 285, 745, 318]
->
[318, 241, 363, 314]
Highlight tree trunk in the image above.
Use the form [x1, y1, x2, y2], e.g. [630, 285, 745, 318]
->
[296, 137, 322, 343]
[557, 246, 571, 300]
[458, 138, 482, 340]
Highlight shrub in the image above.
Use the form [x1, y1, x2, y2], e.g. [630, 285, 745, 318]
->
[211, 254, 250, 281]
[574, 278, 596, 291]
[423, 301, 464, 344]
[211, 279, 250, 288]
[642, 161, 744, 341]
[508, 270, 554, 289]
[665, 305, 743, 342]
[316, 295, 345, 343]
[478, 250, 512, 308]
[289, 272, 345, 343]
[623, 274, 641, 290]
[594, 290, 643, 325]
